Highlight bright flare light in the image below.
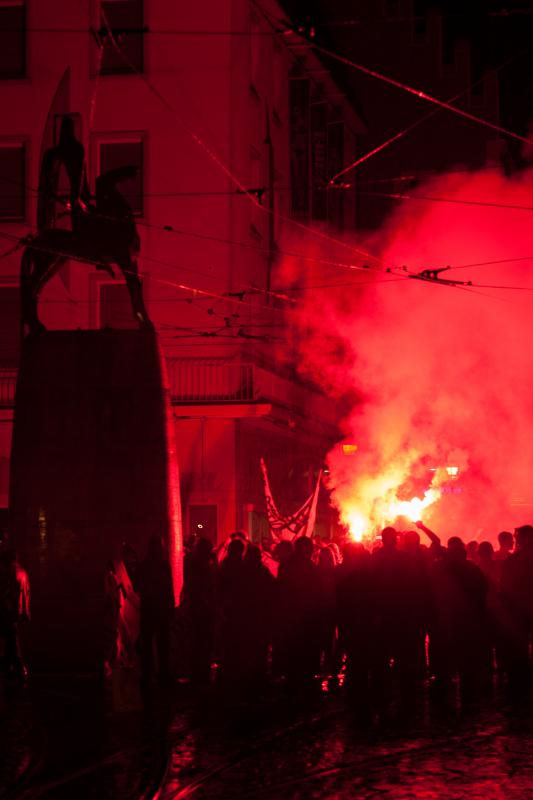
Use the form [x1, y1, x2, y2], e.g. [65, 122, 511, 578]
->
[386, 488, 440, 523]
[345, 510, 368, 542]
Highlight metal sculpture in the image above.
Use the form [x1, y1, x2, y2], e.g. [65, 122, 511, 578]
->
[21, 117, 151, 334]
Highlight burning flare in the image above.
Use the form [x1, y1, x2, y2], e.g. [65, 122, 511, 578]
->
[341, 463, 453, 541]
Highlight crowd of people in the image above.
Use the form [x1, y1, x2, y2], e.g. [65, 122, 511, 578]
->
[4, 523, 533, 714]
[176, 524, 533, 709]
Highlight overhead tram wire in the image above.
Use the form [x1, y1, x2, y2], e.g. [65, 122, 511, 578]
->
[97, 7, 403, 280]
[320, 51, 525, 185]
[311, 40, 533, 149]
[9, 22, 526, 300]
[259, 6, 533, 152]
[0, 170, 384, 287]
[6, 226, 533, 305]
[0, 230, 288, 315]
[11, 14, 530, 290]
[445, 256, 533, 272]
[354, 167, 502, 186]
[358, 190, 533, 213]
[323, 58, 505, 184]
[319, 49, 528, 194]
[248, 2, 533, 291]
[2, 10, 407, 287]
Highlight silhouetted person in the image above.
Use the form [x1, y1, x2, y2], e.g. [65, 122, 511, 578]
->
[104, 559, 123, 678]
[500, 525, 533, 697]
[316, 546, 338, 676]
[271, 539, 294, 678]
[415, 520, 443, 558]
[240, 545, 275, 689]
[273, 539, 293, 580]
[403, 530, 432, 679]
[279, 536, 320, 689]
[495, 530, 514, 562]
[135, 535, 175, 692]
[478, 541, 498, 584]
[122, 542, 139, 587]
[477, 541, 501, 672]
[372, 527, 429, 706]
[0, 549, 30, 681]
[429, 536, 488, 704]
[115, 543, 140, 669]
[336, 542, 374, 708]
[181, 537, 216, 685]
[217, 538, 247, 690]
[466, 540, 480, 564]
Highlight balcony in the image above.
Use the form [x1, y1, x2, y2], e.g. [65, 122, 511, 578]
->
[0, 359, 337, 429]
[168, 358, 337, 429]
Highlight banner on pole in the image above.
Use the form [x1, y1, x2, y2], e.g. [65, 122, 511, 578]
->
[260, 458, 322, 541]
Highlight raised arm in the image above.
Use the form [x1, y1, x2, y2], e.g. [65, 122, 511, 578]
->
[415, 520, 441, 547]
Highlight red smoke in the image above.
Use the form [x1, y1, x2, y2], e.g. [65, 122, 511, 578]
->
[282, 166, 533, 541]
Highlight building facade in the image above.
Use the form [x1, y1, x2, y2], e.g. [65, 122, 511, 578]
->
[0, 0, 364, 544]
[304, 0, 501, 230]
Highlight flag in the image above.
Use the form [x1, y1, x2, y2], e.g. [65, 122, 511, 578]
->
[260, 458, 322, 541]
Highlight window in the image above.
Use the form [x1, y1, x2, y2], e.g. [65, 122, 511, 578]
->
[0, 143, 25, 220]
[98, 138, 144, 214]
[100, 0, 144, 75]
[99, 283, 137, 329]
[0, 1, 25, 78]
[0, 286, 20, 367]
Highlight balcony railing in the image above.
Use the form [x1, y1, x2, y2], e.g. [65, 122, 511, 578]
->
[0, 370, 17, 407]
[166, 359, 336, 428]
[167, 359, 255, 403]
[0, 360, 335, 427]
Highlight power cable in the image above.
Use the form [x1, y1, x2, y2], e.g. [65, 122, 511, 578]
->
[314, 39, 533, 148]
[97, 3, 398, 275]
[445, 255, 533, 271]
[269, 12, 533, 150]
[0, 229, 287, 315]
[358, 189, 533, 212]
[0, 165, 388, 278]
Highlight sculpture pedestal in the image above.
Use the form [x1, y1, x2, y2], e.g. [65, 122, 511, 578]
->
[9, 329, 182, 673]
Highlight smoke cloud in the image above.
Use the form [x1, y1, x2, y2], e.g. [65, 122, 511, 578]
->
[282, 166, 533, 541]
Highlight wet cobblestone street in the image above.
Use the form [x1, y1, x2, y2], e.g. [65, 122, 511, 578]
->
[161, 690, 533, 800]
[2, 678, 533, 799]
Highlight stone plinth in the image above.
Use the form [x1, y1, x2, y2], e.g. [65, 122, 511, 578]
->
[9, 329, 182, 672]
